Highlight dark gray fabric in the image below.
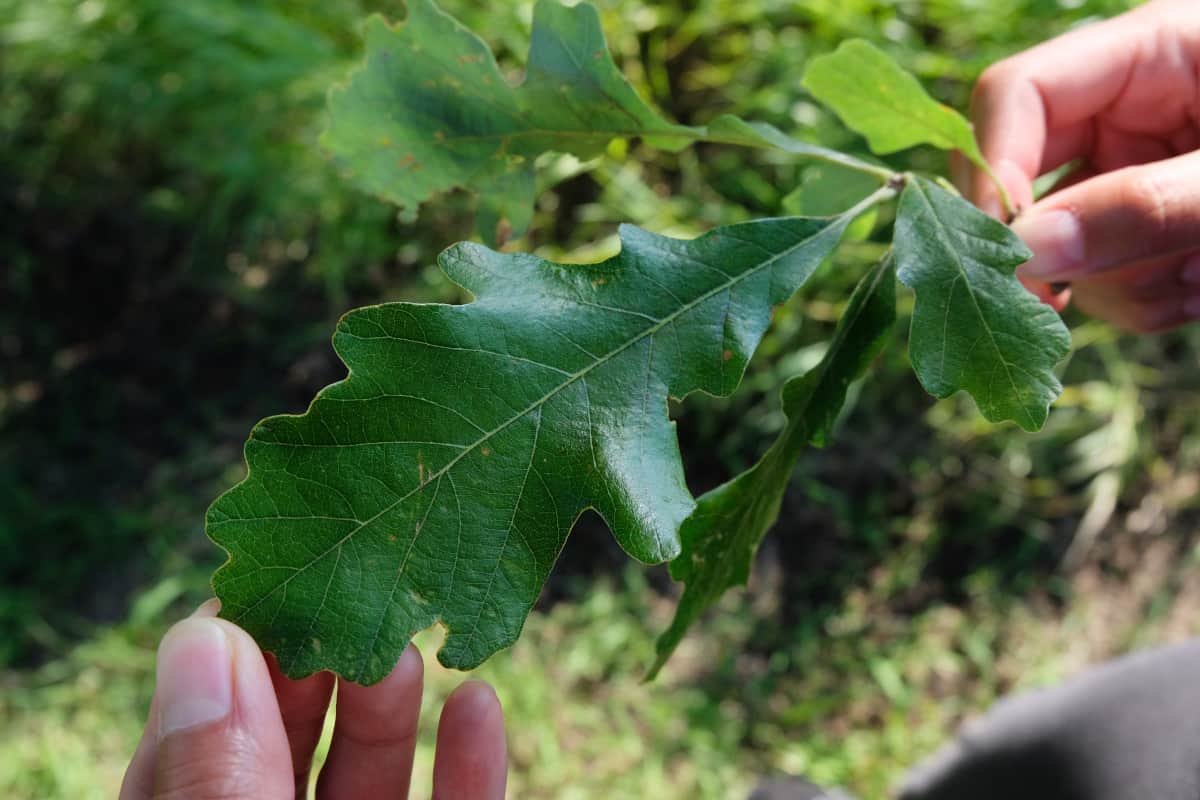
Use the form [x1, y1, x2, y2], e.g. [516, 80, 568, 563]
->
[748, 776, 855, 800]
[899, 639, 1200, 800]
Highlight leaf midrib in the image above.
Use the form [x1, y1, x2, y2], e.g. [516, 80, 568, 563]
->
[229, 216, 847, 626]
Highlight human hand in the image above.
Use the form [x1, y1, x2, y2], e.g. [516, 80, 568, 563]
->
[119, 600, 507, 799]
[962, 0, 1200, 332]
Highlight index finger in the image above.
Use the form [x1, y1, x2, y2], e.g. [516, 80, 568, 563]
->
[968, 2, 1171, 216]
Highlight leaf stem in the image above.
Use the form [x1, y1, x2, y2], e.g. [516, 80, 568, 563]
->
[841, 179, 901, 219]
[979, 161, 1017, 220]
[690, 130, 898, 182]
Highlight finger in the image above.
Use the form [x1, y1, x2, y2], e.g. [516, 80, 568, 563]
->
[1012, 161, 1097, 309]
[316, 644, 424, 800]
[123, 613, 293, 800]
[431, 681, 507, 800]
[1036, 251, 1176, 316]
[977, 157, 1037, 222]
[120, 599, 221, 800]
[1019, 276, 1071, 312]
[968, 2, 1194, 215]
[1075, 254, 1188, 300]
[1068, 252, 1200, 332]
[266, 654, 335, 798]
[1012, 152, 1200, 282]
[1072, 285, 1198, 334]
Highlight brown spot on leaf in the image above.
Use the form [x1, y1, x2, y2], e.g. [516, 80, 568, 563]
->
[481, 446, 492, 456]
[722, 349, 733, 361]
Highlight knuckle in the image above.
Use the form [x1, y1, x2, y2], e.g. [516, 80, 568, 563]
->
[971, 61, 1014, 106]
[154, 734, 264, 800]
[155, 770, 255, 800]
[1122, 172, 1178, 254]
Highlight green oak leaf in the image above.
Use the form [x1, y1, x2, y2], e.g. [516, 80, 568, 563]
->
[323, 0, 891, 245]
[893, 177, 1070, 431]
[801, 39, 1007, 206]
[649, 258, 896, 679]
[208, 197, 885, 684]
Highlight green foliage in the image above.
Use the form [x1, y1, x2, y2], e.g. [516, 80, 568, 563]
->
[803, 39, 1009, 212]
[323, 0, 680, 245]
[651, 258, 896, 678]
[894, 178, 1070, 431]
[210, 202, 879, 681]
[0, 0, 404, 292]
[323, 0, 888, 245]
[803, 40, 982, 167]
[210, 0, 1073, 682]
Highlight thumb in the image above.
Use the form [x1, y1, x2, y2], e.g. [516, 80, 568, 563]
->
[1013, 152, 1200, 282]
[149, 616, 293, 799]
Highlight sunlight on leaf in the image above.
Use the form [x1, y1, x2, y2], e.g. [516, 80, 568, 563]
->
[209, 196, 884, 683]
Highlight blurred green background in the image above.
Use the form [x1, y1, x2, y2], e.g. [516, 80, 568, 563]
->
[4, 0, 1198, 797]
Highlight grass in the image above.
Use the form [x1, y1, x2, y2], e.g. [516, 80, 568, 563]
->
[5, 475, 1200, 800]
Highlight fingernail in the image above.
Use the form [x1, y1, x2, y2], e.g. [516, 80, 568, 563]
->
[192, 598, 221, 618]
[978, 192, 1004, 221]
[1182, 255, 1200, 286]
[994, 158, 1030, 222]
[157, 619, 232, 738]
[1012, 209, 1085, 280]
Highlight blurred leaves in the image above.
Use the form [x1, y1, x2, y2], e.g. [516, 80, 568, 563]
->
[324, 0, 683, 245]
